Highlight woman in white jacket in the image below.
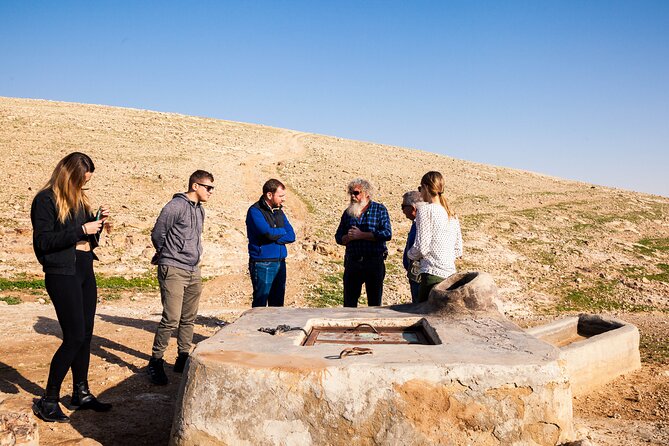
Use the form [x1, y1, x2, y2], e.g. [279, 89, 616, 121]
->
[408, 171, 463, 303]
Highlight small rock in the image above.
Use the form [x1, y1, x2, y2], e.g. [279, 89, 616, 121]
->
[135, 393, 171, 402]
[37, 298, 46, 304]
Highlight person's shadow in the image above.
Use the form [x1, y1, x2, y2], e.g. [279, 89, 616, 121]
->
[33, 313, 226, 379]
[28, 314, 225, 444]
[33, 316, 151, 373]
[0, 360, 42, 396]
[98, 313, 227, 345]
[67, 370, 180, 445]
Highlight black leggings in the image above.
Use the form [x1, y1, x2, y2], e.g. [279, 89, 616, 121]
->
[44, 251, 97, 397]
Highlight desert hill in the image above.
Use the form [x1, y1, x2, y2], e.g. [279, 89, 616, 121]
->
[1, 96, 667, 313]
[1, 97, 669, 445]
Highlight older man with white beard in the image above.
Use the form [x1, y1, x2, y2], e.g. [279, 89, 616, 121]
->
[335, 178, 392, 307]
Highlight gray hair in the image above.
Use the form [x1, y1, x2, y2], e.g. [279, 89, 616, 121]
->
[402, 190, 423, 207]
[348, 178, 374, 200]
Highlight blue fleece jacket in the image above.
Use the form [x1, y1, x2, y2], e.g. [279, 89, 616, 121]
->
[246, 197, 295, 261]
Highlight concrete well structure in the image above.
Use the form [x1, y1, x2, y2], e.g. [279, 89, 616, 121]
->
[171, 272, 579, 446]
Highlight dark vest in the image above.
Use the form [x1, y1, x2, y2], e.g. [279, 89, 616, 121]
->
[252, 198, 287, 233]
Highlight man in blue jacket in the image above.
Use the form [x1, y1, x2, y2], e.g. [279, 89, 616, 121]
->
[246, 179, 296, 307]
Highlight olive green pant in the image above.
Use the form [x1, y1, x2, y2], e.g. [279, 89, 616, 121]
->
[417, 273, 445, 303]
[151, 265, 202, 359]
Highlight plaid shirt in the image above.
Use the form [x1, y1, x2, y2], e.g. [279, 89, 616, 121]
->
[335, 201, 392, 258]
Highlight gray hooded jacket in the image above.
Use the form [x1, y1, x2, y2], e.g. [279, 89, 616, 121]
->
[151, 193, 205, 272]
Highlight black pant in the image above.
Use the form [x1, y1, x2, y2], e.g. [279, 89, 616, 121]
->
[44, 251, 97, 397]
[343, 256, 385, 307]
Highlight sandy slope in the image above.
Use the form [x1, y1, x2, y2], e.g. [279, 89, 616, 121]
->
[0, 97, 668, 445]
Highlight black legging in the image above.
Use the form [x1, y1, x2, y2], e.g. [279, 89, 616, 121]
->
[44, 251, 97, 397]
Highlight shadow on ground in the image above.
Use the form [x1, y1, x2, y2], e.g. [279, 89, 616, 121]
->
[23, 314, 219, 445]
[0, 361, 42, 396]
[66, 369, 183, 445]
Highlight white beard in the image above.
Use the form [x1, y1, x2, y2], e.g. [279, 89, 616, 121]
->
[346, 201, 367, 218]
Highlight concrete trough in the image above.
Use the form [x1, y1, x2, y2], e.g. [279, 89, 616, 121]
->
[170, 272, 577, 446]
[526, 314, 641, 396]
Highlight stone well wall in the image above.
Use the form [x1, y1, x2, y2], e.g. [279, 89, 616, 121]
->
[171, 272, 575, 445]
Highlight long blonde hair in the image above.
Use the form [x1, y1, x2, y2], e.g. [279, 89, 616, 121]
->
[420, 171, 455, 218]
[41, 152, 95, 223]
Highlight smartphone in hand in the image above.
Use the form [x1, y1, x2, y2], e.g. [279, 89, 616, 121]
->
[93, 207, 104, 243]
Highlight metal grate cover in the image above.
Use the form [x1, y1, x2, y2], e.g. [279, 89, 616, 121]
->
[302, 324, 434, 346]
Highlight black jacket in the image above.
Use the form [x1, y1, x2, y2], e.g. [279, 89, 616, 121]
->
[31, 189, 98, 275]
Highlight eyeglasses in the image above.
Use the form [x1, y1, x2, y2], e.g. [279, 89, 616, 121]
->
[401, 204, 413, 210]
[197, 183, 215, 192]
[349, 191, 361, 196]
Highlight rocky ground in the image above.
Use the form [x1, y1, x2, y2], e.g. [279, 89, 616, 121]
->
[0, 97, 668, 445]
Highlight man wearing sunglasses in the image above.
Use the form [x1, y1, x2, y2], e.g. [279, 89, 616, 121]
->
[335, 178, 392, 307]
[246, 178, 296, 307]
[147, 170, 214, 385]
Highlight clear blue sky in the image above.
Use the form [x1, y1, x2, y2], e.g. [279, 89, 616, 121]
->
[2, 1, 667, 196]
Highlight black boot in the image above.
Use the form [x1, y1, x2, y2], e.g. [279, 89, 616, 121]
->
[148, 357, 168, 385]
[33, 396, 70, 423]
[70, 381, 112, 412]
[173, 352, 189, 373]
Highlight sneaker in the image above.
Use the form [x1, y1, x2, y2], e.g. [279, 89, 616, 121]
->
[173, 352, 189, 373]
[147, 357, 168, 385]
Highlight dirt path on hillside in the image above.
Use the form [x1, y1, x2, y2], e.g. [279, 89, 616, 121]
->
[203, 130, 314, 307]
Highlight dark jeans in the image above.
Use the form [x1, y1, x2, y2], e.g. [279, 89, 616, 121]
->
[418, 273, 445, 303]
[44, 251, 97, 397]
[250, 260, 286, 307]
[409, 279, 421, 304]
[343, 255, 385, 307]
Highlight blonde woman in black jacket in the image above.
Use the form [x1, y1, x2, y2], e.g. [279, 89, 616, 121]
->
[30, 152, 111, 423]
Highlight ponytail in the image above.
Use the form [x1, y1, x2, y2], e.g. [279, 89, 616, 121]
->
[438, 194, 455, 218]
[421, 171, 456, 218]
